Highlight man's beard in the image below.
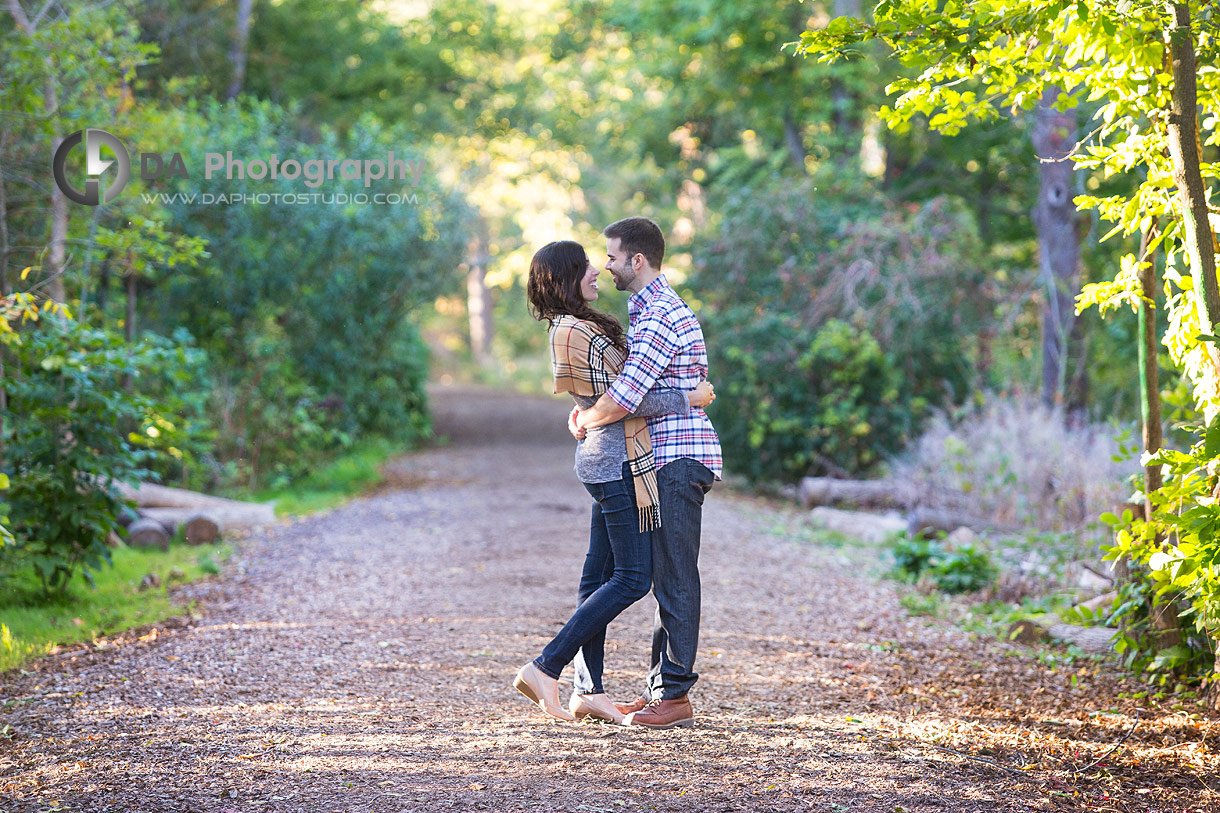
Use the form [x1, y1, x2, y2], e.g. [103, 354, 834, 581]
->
[613, 264, 635, 291]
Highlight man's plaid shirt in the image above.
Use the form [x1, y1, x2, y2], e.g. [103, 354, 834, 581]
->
[606, 275, 723, 479]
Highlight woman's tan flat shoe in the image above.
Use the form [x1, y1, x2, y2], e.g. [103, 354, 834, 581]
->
[513, 662, 576, 721]
[568, 692, 625, 724]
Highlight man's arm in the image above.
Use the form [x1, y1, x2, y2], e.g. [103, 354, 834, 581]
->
[575, 313, 680, 431]
[579, 384, 686, 431]
[569, 382, 712, 437]
[575, 393, 630, 430]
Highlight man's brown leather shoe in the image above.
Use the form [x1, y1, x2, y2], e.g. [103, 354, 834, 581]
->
[623, 696, 694, 729]
[613, 695, 649, 716]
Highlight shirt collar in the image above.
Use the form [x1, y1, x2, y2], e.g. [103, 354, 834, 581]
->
[628, 274, 669, 316]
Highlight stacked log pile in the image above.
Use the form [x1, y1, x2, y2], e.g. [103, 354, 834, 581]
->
[798, 476, 1120, 655]
[117, 482, 275, 550]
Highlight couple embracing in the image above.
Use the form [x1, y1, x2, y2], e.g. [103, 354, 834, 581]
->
[513, 217, 722, 730]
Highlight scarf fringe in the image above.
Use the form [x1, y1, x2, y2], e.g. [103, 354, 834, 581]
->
[639, 504, 661, 533]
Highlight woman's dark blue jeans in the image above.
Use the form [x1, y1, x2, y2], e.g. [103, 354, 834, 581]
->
[534, 462, 652, 695]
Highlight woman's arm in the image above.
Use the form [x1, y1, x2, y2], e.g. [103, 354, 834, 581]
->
[632, 386, 691, 419]
[569, 381, 715, 438]
[632, 380, 715, 418]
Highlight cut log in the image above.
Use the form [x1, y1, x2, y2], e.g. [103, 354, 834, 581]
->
[944, 527, 979, 548]
[1005, 613, 1117, 656]
[808, 507, 908, 544]
[1075, 591, 1118, 615]
[1047, 623, 1117, 655]
[140, 503, 273, 535]
[799, 477, 916, 509]
[116, 481, 271, 513]
[127, 518, 170, 551]
[181, 513, 222, 545]
[906, 506, 1020, 538]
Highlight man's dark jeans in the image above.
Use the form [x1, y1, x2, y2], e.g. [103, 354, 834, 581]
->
[536, 463, 652, 695]
[647, 457, 714, 700]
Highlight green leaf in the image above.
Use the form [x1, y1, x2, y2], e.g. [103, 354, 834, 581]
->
[1206, 413, 1220, 459]
[1150, 645, 1193, 671]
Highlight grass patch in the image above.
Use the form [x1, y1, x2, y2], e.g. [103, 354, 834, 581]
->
[1, 436, 413, 674]
[0, 542, 230, 673]
[899, 591, 943, 617]
[245, 436, 405, 517]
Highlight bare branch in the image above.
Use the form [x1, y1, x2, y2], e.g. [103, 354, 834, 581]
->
[5, 0, 33, 32]
[29, 0, 55, 28]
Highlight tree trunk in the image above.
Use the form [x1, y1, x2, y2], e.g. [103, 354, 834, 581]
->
[1164, 3, 1218, 659]
[829, 0, 861, 161]
[782, 108, 807, 175]
[96, 253, 110, 314]
[125, 268, 136, 343]
[1111, 225, 1165, 591]
[0, 132, 7, 450]
[123, 261, 135, 391]
[1031, 85, 1081, 408]
[0, 131, 10, 297]
[1065, 305, 1090, 422]
[7, 0, 67, 302]
[77, 207, 102, 318]
[782, 1, 817, 174]
[465, 226, 493, 366]
[1138, 223, 1163, 511]
[226, 0, 255, 100]
[47, 152, 67, 302]
[1166, 3, 1220, 340]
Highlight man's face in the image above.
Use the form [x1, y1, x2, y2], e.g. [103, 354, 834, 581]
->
[605, 237, 637, 292]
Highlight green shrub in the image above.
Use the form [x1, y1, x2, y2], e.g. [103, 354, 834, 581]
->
[889, 533, 997, 594]
[122, 328, 213, 488]
[891, 534, 942, 579]
[147, 101, 472, 485]
[695, 173, 989, 482]
[929, 544, 998, 594]
[712, 315, 915, 482]
[1, 319, 208, 594]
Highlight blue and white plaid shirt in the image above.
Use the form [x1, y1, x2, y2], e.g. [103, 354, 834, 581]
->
[607, 275, 723, 479]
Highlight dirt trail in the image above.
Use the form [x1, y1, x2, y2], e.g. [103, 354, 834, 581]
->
[1, 386, 1216, 813]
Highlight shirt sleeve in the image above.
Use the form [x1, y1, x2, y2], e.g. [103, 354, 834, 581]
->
[606, 312, 680, 413]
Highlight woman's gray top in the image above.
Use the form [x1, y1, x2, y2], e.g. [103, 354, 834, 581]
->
[571, 388, 689, 484]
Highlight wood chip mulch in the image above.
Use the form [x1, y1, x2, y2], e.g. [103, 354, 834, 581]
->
[1, 386, 1215, 813]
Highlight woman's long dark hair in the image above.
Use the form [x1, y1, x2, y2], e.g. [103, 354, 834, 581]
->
[526, 240, 627, 351]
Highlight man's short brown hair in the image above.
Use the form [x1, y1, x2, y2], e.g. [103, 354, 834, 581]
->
[604, 217, 665, 270]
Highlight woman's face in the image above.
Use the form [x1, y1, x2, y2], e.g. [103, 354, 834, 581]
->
[578, 256, 601, 302]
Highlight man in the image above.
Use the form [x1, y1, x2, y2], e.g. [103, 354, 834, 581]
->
[570, 216, 722, 729]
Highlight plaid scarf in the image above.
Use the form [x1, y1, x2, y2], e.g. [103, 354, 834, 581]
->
[549, 315, 661, 533]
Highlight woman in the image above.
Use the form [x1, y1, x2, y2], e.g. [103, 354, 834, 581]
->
[514, 240, 714, 723]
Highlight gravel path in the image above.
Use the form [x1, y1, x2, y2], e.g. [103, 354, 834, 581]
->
[1, 386, 1216, 813]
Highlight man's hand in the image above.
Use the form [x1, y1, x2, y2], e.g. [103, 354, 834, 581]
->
[688, 379, 716, 408]
[569, 406, 587, 440]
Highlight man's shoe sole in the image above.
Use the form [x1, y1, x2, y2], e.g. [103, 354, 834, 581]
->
[625, 716, 695, 730]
